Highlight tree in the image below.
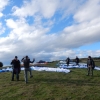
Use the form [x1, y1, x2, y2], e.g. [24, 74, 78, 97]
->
[0, 62, 3, 67]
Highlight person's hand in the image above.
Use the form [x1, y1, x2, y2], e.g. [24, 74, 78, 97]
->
[33, 58, 35, 60]
[33, 58, 35, 62]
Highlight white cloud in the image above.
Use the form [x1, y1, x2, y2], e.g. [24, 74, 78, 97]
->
[12, 0, 60, 18]
[37, 0, 60, 18]
[0, 12, 3, 17]
[6, 18, 18, 29]
[0, 23, 5, 35]
[12, 0, 37, 17]
[12, 0, 87, 19]
[74, 0, 100, 23]
[0, 0, 100, 65]
[63, 19, 100, 45]
[0, 0, 9, 35]
[0, 0, 9, 16]
[0, 0, 9, 10]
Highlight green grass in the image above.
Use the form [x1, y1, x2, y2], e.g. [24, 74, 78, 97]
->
[94, 61, 100, 67]
[0, 68, 100, 100]
[0, 60, 100, 100]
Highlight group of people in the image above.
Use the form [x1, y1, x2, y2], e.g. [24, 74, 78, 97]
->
[11, 56, 35, 83]
[66, 56, 95, 76]
[66, 56, 79, 66]
[11, 55, 95, 83]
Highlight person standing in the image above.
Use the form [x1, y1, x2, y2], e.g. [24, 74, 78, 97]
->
[21, 56, 35, 83]
[87, 56, 95, 76]
[75, 56, 79, 66]
[66, 57, 70, 66]
[11, 56, 20, 81]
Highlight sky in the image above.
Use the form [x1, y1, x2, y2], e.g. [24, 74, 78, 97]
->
[0, 0, 100, 65]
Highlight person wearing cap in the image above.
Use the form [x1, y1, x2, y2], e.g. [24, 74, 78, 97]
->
[87, 56, 95, 76]
[21, 56, 35, 83]
[11, 56, 21, 81]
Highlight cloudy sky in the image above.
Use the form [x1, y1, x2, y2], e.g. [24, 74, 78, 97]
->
[0, 0, 100, 65]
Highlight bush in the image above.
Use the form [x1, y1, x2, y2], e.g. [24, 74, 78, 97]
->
[0, 62, 3, 67]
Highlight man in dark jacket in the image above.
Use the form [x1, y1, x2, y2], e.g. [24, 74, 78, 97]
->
[66, 57, 70, 66]
[11, 56, 20, 81]
[21, 56, 35, 83]
[75, 56, 79, 66]
[87, 56, 95, 76]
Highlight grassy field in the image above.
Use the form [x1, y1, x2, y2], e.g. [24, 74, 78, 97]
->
[0, 69, 100, 99]
[0, 60, 100, 100]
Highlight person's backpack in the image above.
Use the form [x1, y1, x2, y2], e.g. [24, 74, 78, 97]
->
[92, 60, 95, 69]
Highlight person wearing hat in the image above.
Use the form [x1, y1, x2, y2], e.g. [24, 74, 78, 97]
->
[21, 56, 35, 83]
[11, 56, 21, 81]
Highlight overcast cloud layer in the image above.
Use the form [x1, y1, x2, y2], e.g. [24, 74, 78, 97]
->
[0, 0, 100, 64]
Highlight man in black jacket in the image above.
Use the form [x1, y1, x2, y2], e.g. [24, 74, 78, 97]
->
[75, 56, 79, 66]
[66, 57, 70, 66]
[21, 56, 35, 83]
[11, 56, 20, 81]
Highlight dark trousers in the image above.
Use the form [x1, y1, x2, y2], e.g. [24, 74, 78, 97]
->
[76, 63, 79, 66]
[12, 68, 19, 81]
[67, 63, 69, 66]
